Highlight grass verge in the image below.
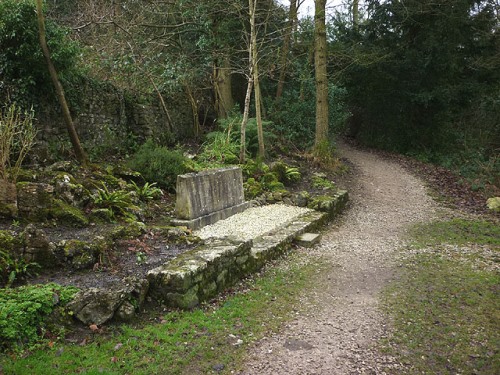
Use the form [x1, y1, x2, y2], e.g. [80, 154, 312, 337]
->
[0, 250, 322, 374]
[381, 218, 500, 374]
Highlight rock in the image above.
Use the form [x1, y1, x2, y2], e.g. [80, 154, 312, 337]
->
[16, 182, 54, 220]
[110, 165, 144, 184]
[49, 199, 89, 227]
[308, 191, 348, 219]
[293, 191, 310, 207]
[67, 288, 124, 325]
[122, 276, 150, 307]
[22, 224, 57, 267]
[46, 161, 74, 173]
[115, 301, 136, 322]
[0, 179, 18, 218]
[109, 221, 146, 240]
[212, 363, 225, 372]
[89, 208, 114, 223]
[486, 197, 500, 212]
[52, 173, 90, 207]
[60, 239, 97, 270]
[295, 233, 322, 247]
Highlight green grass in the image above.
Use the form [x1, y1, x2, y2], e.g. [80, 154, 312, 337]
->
[410, 218, 500, 247]
[0, 252, 321, 374]
[382, 218, 500, 374]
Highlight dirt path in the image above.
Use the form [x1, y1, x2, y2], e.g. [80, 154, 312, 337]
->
[239, 143, 438, 374]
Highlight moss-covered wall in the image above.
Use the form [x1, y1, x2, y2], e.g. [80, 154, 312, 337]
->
[35, 79, 194, 152]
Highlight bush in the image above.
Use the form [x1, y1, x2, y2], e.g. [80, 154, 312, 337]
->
[267, 83, 350, 150]
[0, 283, 78, 350]
[128, 140, 188, 191]
[0, 0, 81, 108]
[0, 103, 37, 182]
[194, 113, 277, 169]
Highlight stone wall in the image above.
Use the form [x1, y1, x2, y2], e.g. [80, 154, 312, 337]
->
[36, 79, 194, 152]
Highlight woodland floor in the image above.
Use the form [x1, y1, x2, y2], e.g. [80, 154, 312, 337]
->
[237, 141, 495, 374]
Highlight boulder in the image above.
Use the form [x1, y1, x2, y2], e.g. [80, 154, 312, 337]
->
[16, 182, 54, 220]
[0, 179, 18, 218]
[22, 224, 57, 267]
[67, 288, 125, 325]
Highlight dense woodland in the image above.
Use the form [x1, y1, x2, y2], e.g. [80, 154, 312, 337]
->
[1, 0, 499, 190]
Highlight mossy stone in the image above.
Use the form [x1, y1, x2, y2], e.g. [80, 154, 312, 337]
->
[49, 199, 89, 227]
[109, 221, 146, 240]
[63, 240, 96, 269]
[244, 178, 263, 199]
[166, 286, 199, 309]
[89, 208, 114, 223]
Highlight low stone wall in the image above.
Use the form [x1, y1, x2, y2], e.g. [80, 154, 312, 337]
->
[173, 167, 249, 229]
[67, 190, 348, 323]
[148, 191, 347, 310]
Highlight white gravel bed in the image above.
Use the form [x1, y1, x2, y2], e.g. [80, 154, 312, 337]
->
[194, 204, 313, 241]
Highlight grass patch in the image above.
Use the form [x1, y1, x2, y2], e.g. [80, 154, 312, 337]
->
[0, 252, 322, 374]
[382, 219, 500, 374]
[410, 218, 500, 247]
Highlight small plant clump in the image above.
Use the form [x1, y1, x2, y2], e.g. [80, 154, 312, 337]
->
[0, 283, 79, 351]
[129, 181, 163, 201]
[0, 250, 40, 288]
[92, 183, 139, 220]
[311, 174, 336, 191]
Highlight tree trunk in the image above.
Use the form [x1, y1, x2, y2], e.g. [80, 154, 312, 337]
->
[250, 0, 265, 159]
[36, 0, 88, 165]
[352, 0, 359, 30]
[214, 57, 234, 119]
[240, 74, 253, 163]
[276, 0, 298, 100]
[314, 0, 329, 150]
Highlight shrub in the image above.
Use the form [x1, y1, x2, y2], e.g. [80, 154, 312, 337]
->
[267, 83, 350, 150]
[196, 126, 240, 168]
[0, 283, 78, 350]
[129, 181, 163, 201]
[0, 103, 37, 182]
[128, 140, 188, 190]
[0, 0, 81, 108]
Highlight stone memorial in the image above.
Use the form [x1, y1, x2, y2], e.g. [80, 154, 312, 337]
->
[172, 167, 249, 229]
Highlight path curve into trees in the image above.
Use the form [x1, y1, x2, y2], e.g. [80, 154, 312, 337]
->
[239, 142, 438, 374]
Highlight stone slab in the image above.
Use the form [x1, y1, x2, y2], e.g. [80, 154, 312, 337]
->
[175, 167, 245, 220]
[295, 233, 322, 247]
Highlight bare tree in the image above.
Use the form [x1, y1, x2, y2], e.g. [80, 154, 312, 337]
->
[36, 0, 88, 165]
[314, 0, 329, 151]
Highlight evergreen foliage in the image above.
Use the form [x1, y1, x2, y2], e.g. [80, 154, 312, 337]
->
[127, 140, 189, 191]
[335, 0, 499, 181]
[0, 0, 81, 108]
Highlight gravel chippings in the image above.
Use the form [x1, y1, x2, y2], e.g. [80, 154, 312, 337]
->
[238, 142, 439, 374]
[195, 205, 313, 241]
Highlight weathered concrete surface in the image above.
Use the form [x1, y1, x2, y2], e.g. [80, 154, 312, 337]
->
[173, 167, 248, 229]
[295, 233, 322, 247]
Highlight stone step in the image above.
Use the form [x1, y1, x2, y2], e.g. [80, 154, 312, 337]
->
[295, 232, 322, 247]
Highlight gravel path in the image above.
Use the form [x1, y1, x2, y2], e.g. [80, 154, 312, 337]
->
[238, 142, 438, 374]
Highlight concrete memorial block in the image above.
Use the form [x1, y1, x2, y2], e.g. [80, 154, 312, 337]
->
[173, 167, 249, 229]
